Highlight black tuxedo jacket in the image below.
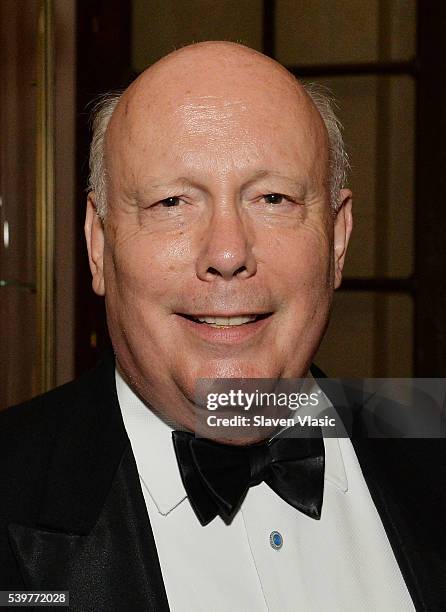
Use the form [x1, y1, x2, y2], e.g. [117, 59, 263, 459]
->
[1, 354, 445, 611]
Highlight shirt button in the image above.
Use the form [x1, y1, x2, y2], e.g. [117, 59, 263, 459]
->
[269, 530, 283, 550]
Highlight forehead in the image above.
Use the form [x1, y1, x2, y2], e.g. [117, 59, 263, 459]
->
[106, 57, 328, 187]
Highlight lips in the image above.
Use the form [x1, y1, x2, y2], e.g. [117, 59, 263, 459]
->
[175, 311, 273, 344]
[179, 313, 272, 327]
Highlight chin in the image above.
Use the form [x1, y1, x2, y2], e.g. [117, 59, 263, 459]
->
[185, 358, 280, 383]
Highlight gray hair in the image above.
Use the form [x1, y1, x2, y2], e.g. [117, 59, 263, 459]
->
[88, 83, 348, 220]
[88, 92, 122, 220]
[302, 82, 350, 211]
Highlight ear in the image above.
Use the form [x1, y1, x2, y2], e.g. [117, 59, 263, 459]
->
[333, 188, 353, 289]
[84, 193, 106, 296]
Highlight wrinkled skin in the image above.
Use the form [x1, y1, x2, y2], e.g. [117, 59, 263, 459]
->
[85, 41, 353, 443]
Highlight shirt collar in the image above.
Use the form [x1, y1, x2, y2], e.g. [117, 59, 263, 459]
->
[116, 367, 187, 516]
[116, 369, 348, 517]
[297, 374, 349, 494]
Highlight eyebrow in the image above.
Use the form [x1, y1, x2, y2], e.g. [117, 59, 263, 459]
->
[241, 170, 307, 193]
[137, 171, 307, 195]
[148, 177, 202, 191]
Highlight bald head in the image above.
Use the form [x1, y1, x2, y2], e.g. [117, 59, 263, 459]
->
[114, 40, 318, 130]
[89, 41, 347, 219]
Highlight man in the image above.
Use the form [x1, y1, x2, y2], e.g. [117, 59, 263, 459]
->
[1, 41, 445, 611]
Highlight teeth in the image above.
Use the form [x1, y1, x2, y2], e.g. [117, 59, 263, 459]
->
[196, 315, 257, 326]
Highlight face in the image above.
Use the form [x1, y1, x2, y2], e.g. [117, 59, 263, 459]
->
[85, 45, 352, 440]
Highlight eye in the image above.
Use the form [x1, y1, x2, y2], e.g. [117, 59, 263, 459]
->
[159, 196, 181, 207]
[263, 193, 287, 205]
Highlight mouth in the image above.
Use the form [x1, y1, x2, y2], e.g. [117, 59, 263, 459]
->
[178, 313, 272, 327]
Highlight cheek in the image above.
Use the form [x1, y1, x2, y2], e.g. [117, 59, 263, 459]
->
[105, 230, 193, 302]
[266, 225, 332, 294]
[270, 228, 333, 359]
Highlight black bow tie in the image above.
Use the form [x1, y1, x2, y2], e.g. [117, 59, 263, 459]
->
[172, 428, 325, 526]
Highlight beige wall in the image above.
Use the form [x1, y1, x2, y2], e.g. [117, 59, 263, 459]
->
[132, 0, 263, 70]
[275, 0, 415, 65]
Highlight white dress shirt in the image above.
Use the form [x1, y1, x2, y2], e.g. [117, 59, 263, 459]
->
[116, 369, 415, 612]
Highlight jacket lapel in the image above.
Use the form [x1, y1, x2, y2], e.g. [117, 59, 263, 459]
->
[8, 354, 169, 611]
[353, 437, 446, 612]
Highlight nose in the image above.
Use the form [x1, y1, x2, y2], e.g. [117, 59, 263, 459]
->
[196, 205, 257, 281]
